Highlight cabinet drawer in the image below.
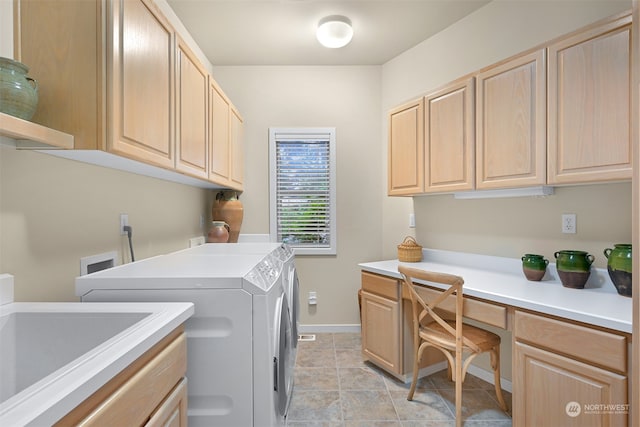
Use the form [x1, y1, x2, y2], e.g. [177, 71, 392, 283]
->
[56, 328, 187, 426]
[362, 272, 400, 301]
[404, 284, 507, 329]
[515, 310, 627, 373]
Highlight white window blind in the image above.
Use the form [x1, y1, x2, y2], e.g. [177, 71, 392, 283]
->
[269, 128, 337, 255]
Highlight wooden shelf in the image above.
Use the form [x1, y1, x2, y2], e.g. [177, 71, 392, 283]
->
[0, 111, 73, 149]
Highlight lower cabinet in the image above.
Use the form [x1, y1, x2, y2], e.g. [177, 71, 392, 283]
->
[55, 327, 187, 426]
[360, 272, 402, 375]
[146, 377, 188, 427]
[513, 311, 628, 427]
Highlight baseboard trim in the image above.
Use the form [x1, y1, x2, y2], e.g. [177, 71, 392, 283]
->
[298, 324, 361, 333]
[466, 364, 513, 393]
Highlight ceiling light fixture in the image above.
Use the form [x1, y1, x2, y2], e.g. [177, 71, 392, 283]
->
[316, 15, 353, 48]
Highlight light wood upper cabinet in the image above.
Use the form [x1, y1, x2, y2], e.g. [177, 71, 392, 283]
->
[175, 35, 208, 179]
[388, 99, 424, 196]
[209, 80, 230, 185]
[17, 0, 176, 167]
[16, 0, 243, 189]
[229, 106, 244, 190]
[476, 49, 547, 189]
[547, 13, 632, 185]
[424, 76, 475, 192]
[107, 0, 176, 169]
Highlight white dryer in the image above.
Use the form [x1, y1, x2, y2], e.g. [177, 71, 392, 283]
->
[76, 246, 295, 427]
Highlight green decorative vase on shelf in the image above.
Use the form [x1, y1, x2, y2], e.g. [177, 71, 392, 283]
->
[521, 254, 548, 281]
[0, 57, 38, 120]
[554, 250, 594, 289]
[604, 244, 632, 297]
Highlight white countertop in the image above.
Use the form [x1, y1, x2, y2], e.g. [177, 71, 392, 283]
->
[359, 249, 632, 334]
[0, 301, 194, 426]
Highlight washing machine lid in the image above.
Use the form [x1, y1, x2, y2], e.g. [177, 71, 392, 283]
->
[174, 242, 284, 256]
[75, 253, 267, 296]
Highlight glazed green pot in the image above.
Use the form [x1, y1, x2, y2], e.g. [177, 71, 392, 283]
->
[554, 250, 594, 289]
[521, 254, 548, 281]
[0, 57, 38, 120]
[604, 244, 632, 297]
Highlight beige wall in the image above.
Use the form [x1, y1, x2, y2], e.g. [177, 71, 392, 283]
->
[210, 66, 382, 326]
[0, 147, 210, 302]
[380, 0, 633, 262]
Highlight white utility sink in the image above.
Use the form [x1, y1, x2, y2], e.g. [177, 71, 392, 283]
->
[0, 300, 193, 426]
[0, 311, 149, 403]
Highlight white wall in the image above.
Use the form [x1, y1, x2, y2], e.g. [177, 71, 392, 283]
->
[211, 66, 382, 326]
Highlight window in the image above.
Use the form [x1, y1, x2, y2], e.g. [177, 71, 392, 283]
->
[269, 128, 337, 255]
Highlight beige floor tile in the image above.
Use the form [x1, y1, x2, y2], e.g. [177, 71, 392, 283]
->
[294, 367, 339, 391]
[345, 421, 401, 427]
[437, 389, 511, 422]
[338, 367, 386, 390]
[287, 390, 342, 422]
[333, 333, 361, 348]
[427, 370, 495, 391]
[390, 390, 455, 422]
[287, 422, 345, 427]
[341, 390, 398, 421]
[400, 421, 456, 427]
[296, 347, 336, 368]
[335, 348, 367, 368]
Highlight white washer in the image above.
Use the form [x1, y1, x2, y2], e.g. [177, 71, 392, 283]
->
[182, 243, 299, 350]
[76, 247, 294, 427]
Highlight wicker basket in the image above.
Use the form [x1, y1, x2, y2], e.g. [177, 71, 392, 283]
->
[397, 236, 423, 262]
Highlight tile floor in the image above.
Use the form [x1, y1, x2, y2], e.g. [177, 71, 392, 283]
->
[286, 333, 512, 427]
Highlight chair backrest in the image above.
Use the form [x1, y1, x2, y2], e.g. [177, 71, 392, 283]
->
[398, 265, 480, 352]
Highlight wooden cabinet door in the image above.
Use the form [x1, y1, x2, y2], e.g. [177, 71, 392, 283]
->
[229, 106, 244, 190]
[514, 342, 627, 427]
[388, 99, 424, 196]
[108, 0, 175, 169]
[146, 378, 188, 427]
[361, 290, 402, 375]
[476, 49, 546, 189]
[209, 79, 231, 186]
[547, 13, 632, 184]
[175, 36, 208, 179]
[424, 76, 475, 192]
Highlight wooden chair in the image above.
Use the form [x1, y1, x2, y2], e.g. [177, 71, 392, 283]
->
[398, 265, 507, 426]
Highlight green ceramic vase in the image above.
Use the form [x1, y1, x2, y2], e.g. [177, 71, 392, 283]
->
[0, 57, 38, 120]
[554, 250, 594, 289]
[521, 254, 548, 281]
[604, 244, 632, 297]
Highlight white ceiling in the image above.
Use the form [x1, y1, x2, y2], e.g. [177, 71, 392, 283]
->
[166, 0, 492, 66]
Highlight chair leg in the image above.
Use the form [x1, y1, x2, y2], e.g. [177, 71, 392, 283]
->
[455, 360, 462, 427]
[407, 342, 424, 401]
[490, 346, 508, 412]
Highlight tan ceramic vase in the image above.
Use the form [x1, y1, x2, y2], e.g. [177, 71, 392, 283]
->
[207, 221, 230, 243]
[211, 191, 243, 243]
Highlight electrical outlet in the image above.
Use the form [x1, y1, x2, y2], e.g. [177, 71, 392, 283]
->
[120, 214, 129, 235]
[409, 213, 416, 228]
[562, 213, 576, 234]
[308, 291, 317, 305]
